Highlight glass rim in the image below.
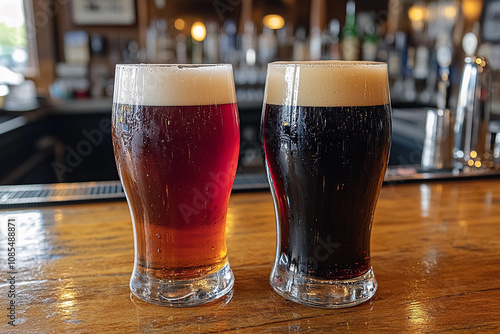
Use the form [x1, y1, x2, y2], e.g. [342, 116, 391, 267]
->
[115, 63, 233, 69]
[268, 60, 387, 67]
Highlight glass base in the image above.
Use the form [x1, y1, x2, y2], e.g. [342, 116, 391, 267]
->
[130, 262, 234, 307]
[270, 266, 377, 308]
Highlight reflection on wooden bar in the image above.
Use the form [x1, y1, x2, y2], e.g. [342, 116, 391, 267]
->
[0, 1, 500, 332]
[1, 179, 500, 331]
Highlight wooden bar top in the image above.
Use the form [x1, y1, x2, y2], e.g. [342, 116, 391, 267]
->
[1, 178, 500, 333]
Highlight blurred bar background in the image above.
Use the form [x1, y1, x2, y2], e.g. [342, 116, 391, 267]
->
[1, 0, 499, 187]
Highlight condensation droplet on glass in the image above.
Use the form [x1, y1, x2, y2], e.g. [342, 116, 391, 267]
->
[279, 253, 289, 265]
[156, 234, 161, 239]
[157, 249, 161, 253]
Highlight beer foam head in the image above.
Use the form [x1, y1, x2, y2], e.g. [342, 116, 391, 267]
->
[114, 64, 236, 106]
[264, 61, 390, 107]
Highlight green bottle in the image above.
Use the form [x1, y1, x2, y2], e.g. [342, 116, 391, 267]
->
[342, 1, 359, 60]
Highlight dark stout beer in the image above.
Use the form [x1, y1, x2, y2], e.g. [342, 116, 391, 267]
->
[263, 61, 391, 307]
[263, 103, 391, 279]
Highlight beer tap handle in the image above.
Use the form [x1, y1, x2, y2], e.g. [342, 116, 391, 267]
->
[453, 31, 492, 168]
[421, 44, 454, 170]
[462, 32, 478, 57]
[436, 45, 452, 111]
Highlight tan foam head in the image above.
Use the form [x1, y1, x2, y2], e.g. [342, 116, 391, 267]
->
[264, 61, 390, 107]
[113, 64, 236, 106]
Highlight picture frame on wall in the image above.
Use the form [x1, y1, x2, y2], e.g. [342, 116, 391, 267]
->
[72, 0, 136, 26]
[481, 0, 500, 43]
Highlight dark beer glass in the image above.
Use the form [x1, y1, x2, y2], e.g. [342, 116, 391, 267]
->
[262, 61, 391, 308]
[112, 64, 239, 306]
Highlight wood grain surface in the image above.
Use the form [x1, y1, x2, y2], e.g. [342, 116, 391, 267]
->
[1, 179, 500, 333]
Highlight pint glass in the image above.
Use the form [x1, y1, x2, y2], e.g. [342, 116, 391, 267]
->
[112, 64, 240, 306]
[262, 61, 391, 308]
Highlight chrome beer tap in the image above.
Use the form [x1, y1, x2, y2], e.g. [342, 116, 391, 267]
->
[421, 44, 454, 170]
[453, 32, 492, 169]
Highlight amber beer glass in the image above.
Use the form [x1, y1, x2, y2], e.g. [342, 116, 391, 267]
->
[262, 61, 391, 308]
[112, 64, 240, 306]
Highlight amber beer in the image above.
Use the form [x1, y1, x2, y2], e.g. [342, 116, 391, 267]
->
[262, 61, 391, 308]
[112, 64, 239, 306]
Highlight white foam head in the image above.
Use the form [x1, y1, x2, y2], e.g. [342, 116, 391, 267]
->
[113, 64, 236, 106]
[264, 61, 390, 107]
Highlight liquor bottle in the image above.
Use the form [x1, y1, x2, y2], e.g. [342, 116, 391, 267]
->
[258, 27, 278, 65]
[341, 1, 359, 60]
[413, 45, 430, 99]
[204, 22, 219, 64]
[322, 19, 340, 60]
[241, 20, 257, 67]
[362, 22, 378, 61]
[219, 20, 237, 64]
[292, 27, 308, 61]
[309, 26, 322, 60]
[389, 31, 408, 101]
